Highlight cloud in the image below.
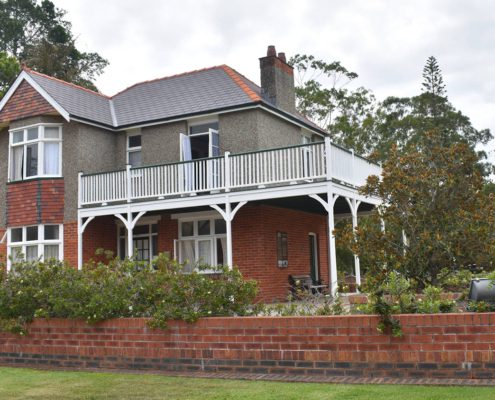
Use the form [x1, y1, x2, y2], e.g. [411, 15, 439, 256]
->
[62, 0, 494, 149]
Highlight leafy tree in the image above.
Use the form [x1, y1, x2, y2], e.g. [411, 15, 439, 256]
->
[0, 50, 19, 96]
[289, 54, 377, 154]
[0, 0, 108, 92]
[337, 130, 495, 288]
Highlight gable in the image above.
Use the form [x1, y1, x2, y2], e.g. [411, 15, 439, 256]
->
[0, 80, 58, 124]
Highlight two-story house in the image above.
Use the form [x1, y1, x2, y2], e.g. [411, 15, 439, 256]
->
[0, 46, 380, 301]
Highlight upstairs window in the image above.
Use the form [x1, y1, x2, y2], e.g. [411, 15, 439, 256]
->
[9, 125, 62, 181]
[127, 134, 142, 167]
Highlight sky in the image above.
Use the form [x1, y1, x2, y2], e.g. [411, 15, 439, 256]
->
[59, 0, 495, 158]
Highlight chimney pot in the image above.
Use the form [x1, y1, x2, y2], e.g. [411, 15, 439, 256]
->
[267, 45, 277, 57]
[278, 52, 286, 63]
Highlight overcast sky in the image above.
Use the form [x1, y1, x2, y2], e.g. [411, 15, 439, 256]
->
[60, 0, 494, 157]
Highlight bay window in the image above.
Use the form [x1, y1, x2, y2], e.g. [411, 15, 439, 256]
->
[9, 124, 62, 181]
[7, 224, 63, 265]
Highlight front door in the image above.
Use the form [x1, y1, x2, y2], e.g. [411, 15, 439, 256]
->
[309, 233, 319, 283]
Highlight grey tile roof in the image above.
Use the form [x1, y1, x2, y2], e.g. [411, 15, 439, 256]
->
[27, 70, 114, 126]
[23, 65, 326, 133]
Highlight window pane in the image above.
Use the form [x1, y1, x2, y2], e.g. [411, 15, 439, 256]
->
[26, 226, 38, 241]
[189, 122, 218, 135]
[27, 128, 38, 141]
[133, 225, 148, 235]
[26, 245, 38, 261]
[26, 143, 38, 177]
[44, 245, 59, 260]
[198, 240, 212, 265]
[181, 221, 194, 237]
[198, 220, 210, 235]
[44, 225, 59, 240]
[152, 235, 158, 258]
[11, 146, 23, 180]
[180, 240, 195, 273]
[214, 219, 226, 234]
[216, 237, 226, 265]
[44, 127, 59, 139]
[151, 224, 158, 234]
[44, 142, 60, 175]
[119, 238, 126, 259]
[128, 151, 141, 167]
[12, 131, 23, 144]
[128, 135, 141, 148]
[10, 228, 22, 242]
[10, 246, 23, 262]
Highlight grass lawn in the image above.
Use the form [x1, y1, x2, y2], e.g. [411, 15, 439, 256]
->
[0, 367, 493, 400]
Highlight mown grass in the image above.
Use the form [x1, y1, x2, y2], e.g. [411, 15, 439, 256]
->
[0, 367, 493, 400]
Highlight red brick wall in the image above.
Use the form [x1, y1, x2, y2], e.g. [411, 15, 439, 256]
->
[0, 80, 57, 123]
[7, 179, 64, 226]
[63, 222, 77, 266]
[0, 314, 494, 380]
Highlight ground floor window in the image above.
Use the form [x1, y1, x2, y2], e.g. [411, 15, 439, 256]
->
[177, 216, 227, 272]
[118, 223, 158, 262]
[7, 224, 63, 264]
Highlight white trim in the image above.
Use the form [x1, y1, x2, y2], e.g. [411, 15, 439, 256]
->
[171, 210, 220, 220]
[8, 123, 63, 181]
[115, 214, 161, 226]
[7, 224, 64, 270]
[109, 99, 118, 126]
[0, 71, 70, 121]
[126, 130, 142, 166]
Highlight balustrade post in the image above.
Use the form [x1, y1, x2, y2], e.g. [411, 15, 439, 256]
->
[224, 151, 231, 192]
[126, 164, 132, 203]
[351, 149, 355, 186]
[77, 171, 83, 208]
[324, 136, 332, 181]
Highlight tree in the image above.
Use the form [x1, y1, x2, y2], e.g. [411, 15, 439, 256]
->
[0, 0, 108, 92]
[0, 51, 19, 96]
[337, 130, 495, 288]
[289, 54, 377, 154]
[372, 57, 492, 169]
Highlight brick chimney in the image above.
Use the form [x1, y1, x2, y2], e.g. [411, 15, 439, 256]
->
[259, 45, 296, 114]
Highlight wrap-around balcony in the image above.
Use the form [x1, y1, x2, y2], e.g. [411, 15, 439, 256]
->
[79, 138, 381, 207]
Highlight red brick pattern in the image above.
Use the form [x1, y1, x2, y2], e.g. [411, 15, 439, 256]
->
[0, 80, 57, 123]
[7, 179, 64, 226]
[0, 314, 494, 380]
[63, 222, 77, 267]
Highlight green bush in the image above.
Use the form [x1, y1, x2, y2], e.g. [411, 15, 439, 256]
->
[0, 254, 258, 334]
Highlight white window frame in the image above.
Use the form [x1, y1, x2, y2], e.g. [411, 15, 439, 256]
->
[116, 216, 160, 261]
[8, 123, 63, 181]
[174, 212, 227, 271]
[126, 130, 142, 167]
[6, 224, 64, 270]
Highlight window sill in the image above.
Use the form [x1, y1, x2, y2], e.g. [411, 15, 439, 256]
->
[7, 176, 64, 184]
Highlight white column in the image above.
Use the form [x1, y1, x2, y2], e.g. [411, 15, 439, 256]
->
[328, 199, 338, 296]
[77, 217, 83, 269]
[127, 210, 134, 258]
[211, 200, 247, 271]
[351, 199, 361, 287]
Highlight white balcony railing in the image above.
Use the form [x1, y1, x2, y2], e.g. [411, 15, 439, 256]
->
[79, 140, 381, 207]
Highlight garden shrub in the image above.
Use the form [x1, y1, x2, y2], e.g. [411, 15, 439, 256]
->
[0, 254, 258, 334]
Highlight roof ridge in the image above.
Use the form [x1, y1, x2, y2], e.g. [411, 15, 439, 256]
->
[221, 65, 261, 102]
[22, 66, 111, 99]
[110, 65, 228, 98]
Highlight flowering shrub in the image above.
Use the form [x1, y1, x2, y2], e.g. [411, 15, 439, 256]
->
[0, 254, 258, 334]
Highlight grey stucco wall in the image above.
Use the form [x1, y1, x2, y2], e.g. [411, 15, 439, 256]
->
[256, 109, 301, 149]
[141, 121, 187, 165]
[219, 109, 259, 154]
[64, 122, 117, 221]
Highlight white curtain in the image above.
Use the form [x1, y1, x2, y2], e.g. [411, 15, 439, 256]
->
[44, 245, 59, 260]
[44, 143, 59, 175]
[11, 146, 23, 180]
[219, 237, 227, 265]
[180, 239, 195, 273]
[180, 133, 193, 191]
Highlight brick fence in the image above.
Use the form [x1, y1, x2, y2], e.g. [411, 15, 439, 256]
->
[0, 314, 494, 380]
